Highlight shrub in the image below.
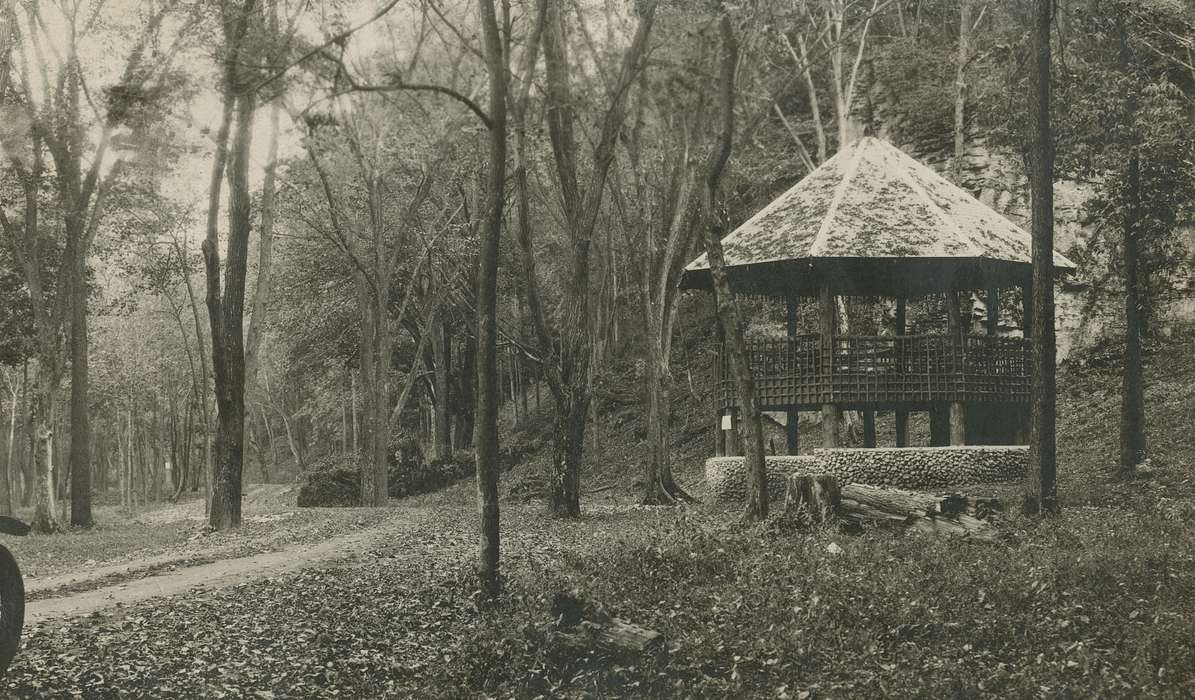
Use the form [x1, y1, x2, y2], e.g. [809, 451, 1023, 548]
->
[388, 437, 475, 499]
[296, 456, 361, 507]
[297, 441, 477, 506]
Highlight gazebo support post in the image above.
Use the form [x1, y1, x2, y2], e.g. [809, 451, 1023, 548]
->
[947, 289, 967, 446]
[1018, 278, 1037, 441]
[986, 285, 1000, 336]
[985, 284, 1002, 444]
[894, 298, 909, 447]
[930, 405, 950, 445]
[819, 284, 839, 448]
[785, 296, 800, 455]
[863, 411, 877, 447]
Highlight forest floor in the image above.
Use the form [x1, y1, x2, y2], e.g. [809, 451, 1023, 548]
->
[2, 335, 1195, 697]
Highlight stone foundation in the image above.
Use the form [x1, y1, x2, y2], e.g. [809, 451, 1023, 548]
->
[705, 447, 1027, 503]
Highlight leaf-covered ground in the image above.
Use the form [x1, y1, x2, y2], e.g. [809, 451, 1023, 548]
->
[3, 340, 1194, 697]
[6, 477, 1195, 698]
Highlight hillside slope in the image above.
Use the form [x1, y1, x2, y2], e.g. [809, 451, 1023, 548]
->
[501, 323, 1195, 507]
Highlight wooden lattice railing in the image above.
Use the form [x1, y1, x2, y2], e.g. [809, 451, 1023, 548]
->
[716, 333, 1030, 410]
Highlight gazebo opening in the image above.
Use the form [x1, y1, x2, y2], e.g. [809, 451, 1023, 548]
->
[681, 137, 1075, 455]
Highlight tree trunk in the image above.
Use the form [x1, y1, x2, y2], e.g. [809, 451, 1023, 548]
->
[69, 255, 92, 527]
[475, 0, 507, 596]
[952, 0, 972, 182]
[2, 379, 15, 517]
[18, 362, 31, 507]
[703, 14, 767, 521]
[548, 397, 586, 518]
[30, 371, 60, 533]
[204, 71, 255, 530]
[244, 97, 279, 460]
[431, 317, 452, 460]
[1118, 20, 1146, 473]
[1025, 0, 1058, 514]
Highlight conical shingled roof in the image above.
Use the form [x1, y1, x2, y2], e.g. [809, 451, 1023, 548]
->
[686, 137, 1076, 275]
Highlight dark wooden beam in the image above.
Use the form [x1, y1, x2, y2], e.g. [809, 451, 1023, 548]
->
[947, 290, 966, 446]
[819, 284, 838, 448]
[786, 296, 800, 454]
[894, 297, 909, 447]
[863, 410, 877, 448]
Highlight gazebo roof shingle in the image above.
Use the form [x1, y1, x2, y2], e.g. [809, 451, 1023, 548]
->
[684, 137, 1075, 296]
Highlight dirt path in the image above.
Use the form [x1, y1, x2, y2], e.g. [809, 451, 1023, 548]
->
[25, 484, 437, 621]
[24, 517, 401, 624]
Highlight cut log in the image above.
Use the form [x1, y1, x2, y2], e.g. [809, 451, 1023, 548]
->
[836, 484, 999, 539]
[909, 514, 994, 540]
[549, 592, 665, 657]
[841, 483, 967, 517]
[578, 619, 665, 655]
[782, 474, 841, 525]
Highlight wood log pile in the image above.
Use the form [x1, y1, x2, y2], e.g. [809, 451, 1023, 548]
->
[781, 473, 1000, 538]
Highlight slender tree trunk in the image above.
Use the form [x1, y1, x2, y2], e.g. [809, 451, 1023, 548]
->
[1118, 15, 1146, 473]
[1120, 151, 1146, 470]
[363, 291, 391, 506]
[19, 361, 32, 507]
[952, 0, 971, 182]
[350, 368, 360, 455]
[69, 256, 92, 526]
[244, 97, 278, 473]
[432, 319, 452, 460]
[1025, 0, 1057, 514]
[703, 13, 767, 520]
[31, 369, 60, 533]
[454, 337, 475, 451]
[2, 377, 15, 516]
[259, 404, 274, 482]
[475, 0, 507, 596]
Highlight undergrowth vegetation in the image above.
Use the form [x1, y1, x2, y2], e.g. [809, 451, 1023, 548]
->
[5, 336, 1195, 697]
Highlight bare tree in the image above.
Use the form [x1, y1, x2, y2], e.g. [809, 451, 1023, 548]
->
[514, 0, 657, 517]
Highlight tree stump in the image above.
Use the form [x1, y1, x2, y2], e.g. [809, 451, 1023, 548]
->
[781, 474, 841, 525]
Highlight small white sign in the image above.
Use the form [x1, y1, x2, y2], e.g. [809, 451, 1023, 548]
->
[721, 414, 734, 430]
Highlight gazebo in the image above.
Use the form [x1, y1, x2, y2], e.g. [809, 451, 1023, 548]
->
[681, 137, 1075, 455]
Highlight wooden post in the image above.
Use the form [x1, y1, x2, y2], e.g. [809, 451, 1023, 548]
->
[929, 405, 950, 446]
[947, 289, 966, 446]
[785, 296, 800, 455]
[986, 285, 1000, 336]
[863, 410, 877, 447]
[1017, 280, 1033, 444]
[818, 284, 838, 448]
[986, 285, 1006, 444]
[894, 297, 909, 447]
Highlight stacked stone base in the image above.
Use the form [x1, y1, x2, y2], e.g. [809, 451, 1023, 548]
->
[705, 447, 1027, 504]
